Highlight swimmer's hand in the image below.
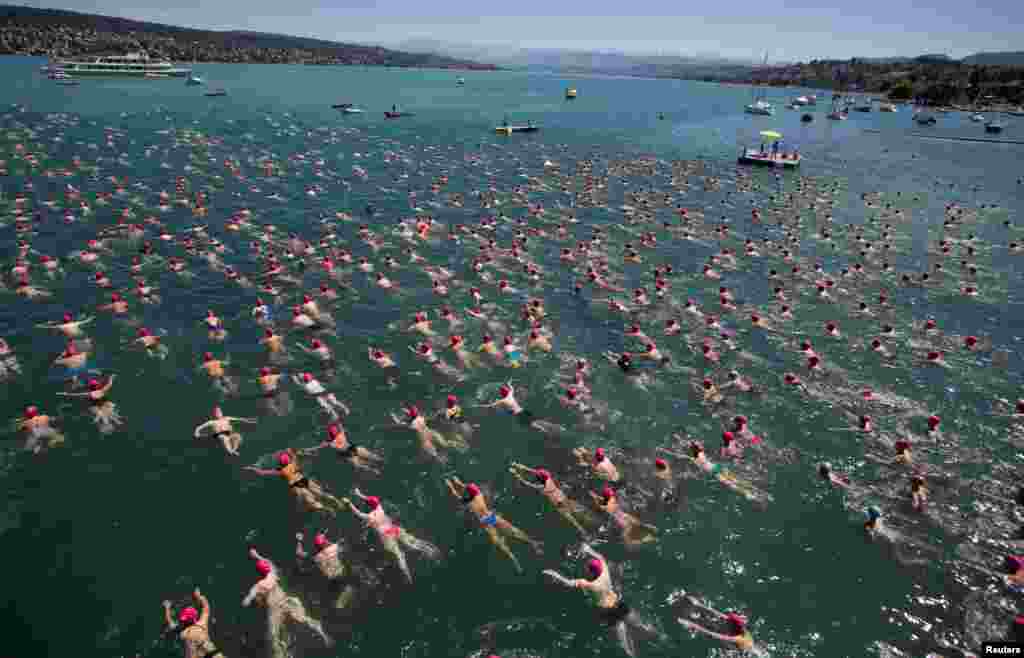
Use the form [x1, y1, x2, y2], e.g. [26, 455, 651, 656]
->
[248, 548, 259, 560]
[192, 588, 202, 600]
[162, 600, 172, 609]
[295, 532, 304, 542]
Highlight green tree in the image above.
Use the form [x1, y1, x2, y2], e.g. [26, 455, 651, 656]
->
[889, 81, 913, 100]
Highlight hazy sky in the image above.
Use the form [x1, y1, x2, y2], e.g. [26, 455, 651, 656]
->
[16, 0, 1023, 61]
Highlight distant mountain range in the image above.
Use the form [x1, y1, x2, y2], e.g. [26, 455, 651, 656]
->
[390, 39, 1024, 80]
[0, 5, 497, 68]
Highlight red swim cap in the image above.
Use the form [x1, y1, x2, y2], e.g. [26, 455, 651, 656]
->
[602, 485, 615, 500]
[366, 496, 381, 509]
[927, 415, 940, 428]
[314, 533, 328, 549]
[259, 367, 270, 376]
[327, 424, 341, 438]
[595, 447, 606, 461]
[203, 352, 213, 361]
[725, 612, 747, 631]
[927, 351, 940, 360]
[587, 559, 603, 576]
[447, 395, 458, 407]
[655, 458, 668, 469]
[723, 431, 735, 443]
[964, 335, 978, 347]
[499, 385, 511, 397]
[302, 372, 313, 382]
[535, 469, 551, 482]
[178, 607, 198, 624]
[63, 312, 73, 322]
[925, 318, 936, 329]
[24, 405, 38, 419]
[466, 483, 481, 498]
[256, 559, 272, 576]
[277, 452, 291, 466]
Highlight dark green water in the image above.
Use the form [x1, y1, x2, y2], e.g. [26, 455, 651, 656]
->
[1, 58, 1022, 658]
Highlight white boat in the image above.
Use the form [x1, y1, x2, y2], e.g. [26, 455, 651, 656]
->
[985, 121, 1006, 133]
[456, 77, 465, 85]
[879, 103, 897, 112]
[792, 96, 810, 106]
[745, 100, 774, 115]
[54, 51, 191, 77]
[914, 114, 937, 125]
[970, 113, 985, 122]
[342, 107, 364, 114]
[186, 74, 205, 86]
[806, 95, 817, 106]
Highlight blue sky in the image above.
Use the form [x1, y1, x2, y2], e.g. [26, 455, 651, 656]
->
[17, 0, 1023, 61]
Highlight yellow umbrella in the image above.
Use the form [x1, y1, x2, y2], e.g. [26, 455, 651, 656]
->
[759, 130, 782, 141]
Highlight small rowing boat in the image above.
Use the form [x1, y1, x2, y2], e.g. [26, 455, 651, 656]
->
[384, 111, 413, 119]
[495, 124, 539, 134]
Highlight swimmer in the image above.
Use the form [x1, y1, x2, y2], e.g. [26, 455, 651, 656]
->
[242, 548, 332, 656]
[192, 406, 255, 456]
[133, 327, 168, 359]
[573, 447, 622, 482]
[411, 342, 463, 379]
[447, 334, 480, 369]
[199, 352, 239, 395]
[16, 405, 65, 453]
[910, 474, 929, 511]
[0, 338, 20, 377]
[817, 462, 855, 491]
[36, 312, 94, 338]
[665, 441, 770, 503]
[679, 597, 762, 655]
[57, 375, 123, 433]
[203, 310, 227, 341]
[162, 589, 225, 658]
[368, 347, 396, 369]
[53, 340, 90, 382]
[590, 485, 658, 546]
[445, 478, 542, 572]
[303, 423, 383, 474]
[292, 372, 349, 421]
[479, 382, 562, 434]
[543, 544, 662, 657]
[299, 338, 334, 366]
[245, 450, 346, 515]
[435, 393, 476, 440]
[509, 463, 593, 535]
[294, 532, 357, 609]
[388, 403, 464, 460]
[343, 489, 440, 583]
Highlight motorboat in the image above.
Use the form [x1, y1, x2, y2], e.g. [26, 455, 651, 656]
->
[745, 100, 774, 115]
[144, 73, 169, 79]
[854, 103, 872, 112]
[384, 111, 414, 118]
[738, 147, 801, 168]
[985, 121, 1006, 133]
[55, 78, 79, 86]
[565, 87, 577, 99]
[879, 103, 897, 112]
[970, 113, 985, 122]
[456, 77, 465, 86]
[186, 74, 204, 86]
[495, 123, 539, 134]
[331, 103, 363, 113]
[204, 88, 227, 97]
[792, 96, 810, 106]
[914, 114, 937, 125]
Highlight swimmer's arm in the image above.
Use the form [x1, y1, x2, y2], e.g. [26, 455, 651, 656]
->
[226, 417, 258, 424]
[244, 466, 278, 476]
[162, 600, 177, 631]
[678, 619, 737, 643]
[580, 544, 606, 563]
[193, 421, 214, 438]
[444, 479, 462, 499]
[657, 447, 688, 461]
[99, 375, 115, 396]
[241, 583, 261, 607]
[509, 471, 543, 490]
[294, 533, 308, 560]
[194, 590, 210, 627]
[56, 391, 91, 397]
[541, 569, 577, 588]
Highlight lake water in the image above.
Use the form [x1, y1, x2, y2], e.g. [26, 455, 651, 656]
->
[1, 57, 1022, 658]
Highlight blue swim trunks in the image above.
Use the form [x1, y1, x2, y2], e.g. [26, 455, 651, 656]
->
[480, 512, 498, 528]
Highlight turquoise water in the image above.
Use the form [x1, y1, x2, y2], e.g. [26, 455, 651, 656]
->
[1, 57, 1023, 658]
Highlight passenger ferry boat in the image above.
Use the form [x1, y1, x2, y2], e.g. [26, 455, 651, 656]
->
[54, 52, 191, 78]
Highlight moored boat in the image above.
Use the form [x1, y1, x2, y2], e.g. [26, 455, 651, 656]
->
[565, 87, 577, 99]
[985, 121, 1006, 133]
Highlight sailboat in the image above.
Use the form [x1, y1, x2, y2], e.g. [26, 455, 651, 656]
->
[745, 52, 774, 115]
